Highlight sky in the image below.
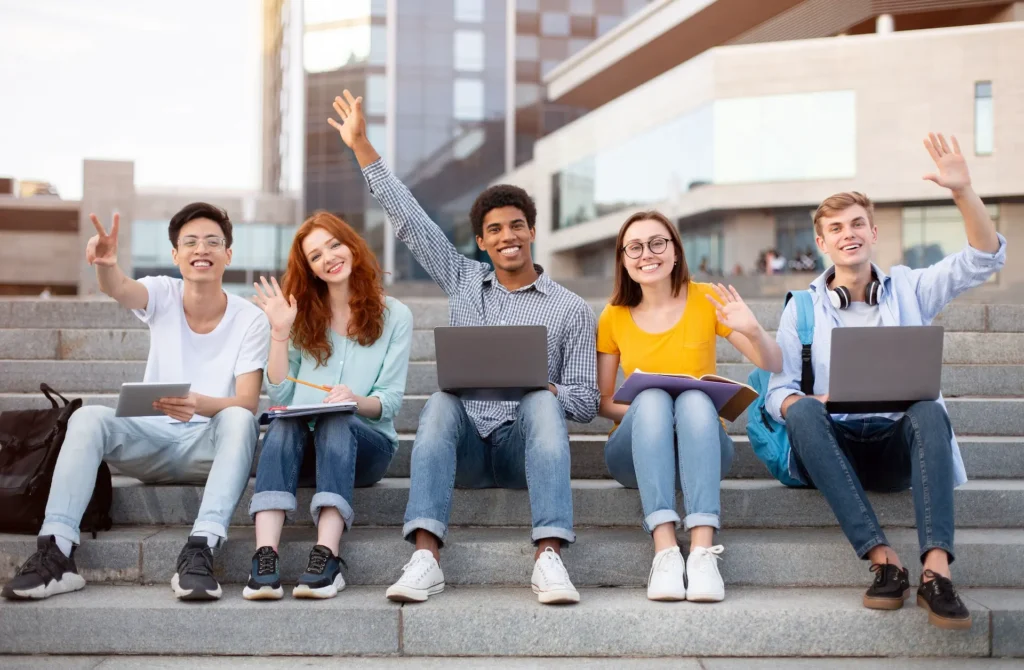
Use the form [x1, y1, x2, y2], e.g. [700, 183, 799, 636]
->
[0, 0, 267, 199]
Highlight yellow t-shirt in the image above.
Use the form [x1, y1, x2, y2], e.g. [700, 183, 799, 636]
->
[597, 282, 733, 409]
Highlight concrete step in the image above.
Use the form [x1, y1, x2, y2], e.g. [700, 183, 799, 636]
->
[3, 297, 1024, 332]
[2, 393, 1022, 437]
[4, 360, 1024, 397]
[105, 477, 1024, 529]
[1, 585, 1019, 657]
[3, 527, 1023, 588]
[6, 328, 1024, 365]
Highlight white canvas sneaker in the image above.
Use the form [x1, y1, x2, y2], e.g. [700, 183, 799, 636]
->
[531, 547, 580, 605]
[385, 549, 445, 603]
[685, 545, 725, 602]
[647, 545, 686, 601]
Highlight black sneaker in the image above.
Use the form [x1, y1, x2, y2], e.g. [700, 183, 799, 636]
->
[917, 570, 972, 630]
[292, 544, 345, 599]
[862, 562, 910, 610]
[242, 546, 284, 601]
[1, 535, 85, 601]
[171, 536, 222, 601]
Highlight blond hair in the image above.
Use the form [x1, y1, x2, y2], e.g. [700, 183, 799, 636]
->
[813, 192, 874, 237]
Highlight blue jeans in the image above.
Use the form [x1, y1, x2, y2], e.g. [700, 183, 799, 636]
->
[42, 405, 259, 545]
[785, 398, 956, 562]
[403, 390, 574, 546]
[249, 413, 395, 529]
[605, 389, 734, 533]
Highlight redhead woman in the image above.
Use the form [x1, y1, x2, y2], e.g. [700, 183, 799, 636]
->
[243, 212, 412, 600]
[597, 211, 781, 603]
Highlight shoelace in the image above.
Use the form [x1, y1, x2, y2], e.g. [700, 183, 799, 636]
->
[305, 548, 331, 575]
[869, 563, 888, 587]
[694, 545, 725, 574]
[17, 548, 62, 581]
[401, 553, 434, 581]
[256, 551, 277, 577]
[178, 544, 213, 576]
[653, 548, 681, 574]
[922, 570, 964, 608]
[538, 549, 571, 588]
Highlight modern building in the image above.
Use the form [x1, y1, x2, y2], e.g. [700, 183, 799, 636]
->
[293, 0, 652, 281]
[493, 0, 1024, 295]
[0, 161, 300, 297]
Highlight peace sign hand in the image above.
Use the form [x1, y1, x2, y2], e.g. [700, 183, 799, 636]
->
[327, 89, 366, 149]
[251, 276, 298, 338]
[86, 213, 120, 267]
[923, 132, 971, 194]
[705, 283, 761, 337]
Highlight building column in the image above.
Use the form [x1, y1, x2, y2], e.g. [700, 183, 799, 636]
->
[79, 160, 135, 296]
[876, 14, 894, 34]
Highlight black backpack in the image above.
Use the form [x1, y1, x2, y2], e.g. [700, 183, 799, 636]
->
[0, 384, 112, 536]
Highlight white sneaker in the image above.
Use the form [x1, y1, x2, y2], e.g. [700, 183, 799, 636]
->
[385, 549, 445, 603]
[531, 547, 580, 605]
[647, 546, 686, 601]
[685, 545, 725, 602]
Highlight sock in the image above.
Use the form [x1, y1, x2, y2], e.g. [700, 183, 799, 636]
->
[191, 531, 220, 549]
[54, 536, 74, 558]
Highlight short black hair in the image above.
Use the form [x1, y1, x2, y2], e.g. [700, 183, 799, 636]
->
[470, 185, 536, 238]
[168, 202, 233, 248]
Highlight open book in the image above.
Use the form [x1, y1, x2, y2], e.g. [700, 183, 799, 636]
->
[258, 401, 357, 424]
[612, 370, 759, 422]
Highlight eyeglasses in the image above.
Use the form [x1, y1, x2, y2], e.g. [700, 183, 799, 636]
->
[622, 236, 670, 259]
[179, 235, 227, 249]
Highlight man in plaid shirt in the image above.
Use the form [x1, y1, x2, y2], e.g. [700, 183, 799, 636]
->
[330, 90, 598, 605]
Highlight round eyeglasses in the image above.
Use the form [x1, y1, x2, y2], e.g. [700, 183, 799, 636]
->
[622, 236, 670, 259]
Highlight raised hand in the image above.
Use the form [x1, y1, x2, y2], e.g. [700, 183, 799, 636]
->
[705, 283, 760, 337]
[923, 133, 971, 194]
[327, 89, 366, 149]
[251, 276, 297, 337]
[86, 213, 120, 266]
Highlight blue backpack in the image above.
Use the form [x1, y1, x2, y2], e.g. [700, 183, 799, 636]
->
[746, 290, 815, 487]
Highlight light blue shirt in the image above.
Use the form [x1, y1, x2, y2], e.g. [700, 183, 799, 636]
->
[266, 296, 413, 447]
[766, 235, 1007, 487]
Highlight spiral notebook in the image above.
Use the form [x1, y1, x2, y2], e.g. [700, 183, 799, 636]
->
[611, 370, 759, 422]
[258, 401, 357, 424]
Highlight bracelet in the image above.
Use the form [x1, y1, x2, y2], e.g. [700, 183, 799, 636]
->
[271, 333, 290, 342]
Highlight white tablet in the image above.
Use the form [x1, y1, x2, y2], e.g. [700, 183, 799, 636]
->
[115, 382, 191, 418]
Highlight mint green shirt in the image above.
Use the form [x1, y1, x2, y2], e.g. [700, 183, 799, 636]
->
[265, 296, 413, 447]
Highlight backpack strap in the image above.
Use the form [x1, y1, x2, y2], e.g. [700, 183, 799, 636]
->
[785, 291, 816, 396]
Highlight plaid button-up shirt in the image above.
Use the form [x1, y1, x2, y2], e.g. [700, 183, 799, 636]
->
[364, 159, 599, 437]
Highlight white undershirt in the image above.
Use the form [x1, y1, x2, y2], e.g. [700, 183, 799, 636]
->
[836, 301, 883, 329]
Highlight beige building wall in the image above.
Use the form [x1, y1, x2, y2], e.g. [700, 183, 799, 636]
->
[721, 212, 775, 274]
[871, 206, 904, 271]
[0, 231, 79, 285]
[79, 160, 135, 297]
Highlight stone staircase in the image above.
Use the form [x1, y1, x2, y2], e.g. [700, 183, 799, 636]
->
[1, 297, 1023, 662]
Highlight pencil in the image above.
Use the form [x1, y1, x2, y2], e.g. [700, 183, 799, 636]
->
[287, 376, 333, 392]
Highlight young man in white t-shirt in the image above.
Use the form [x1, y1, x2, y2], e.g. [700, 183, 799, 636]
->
[2, 203, 271, 602]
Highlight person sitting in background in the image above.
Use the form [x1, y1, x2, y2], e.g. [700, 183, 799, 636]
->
[245, 212, 412, 601]
[597, 210, 781, 603]
[3, 203, 269, 602]
[766, 133, 1005, 630]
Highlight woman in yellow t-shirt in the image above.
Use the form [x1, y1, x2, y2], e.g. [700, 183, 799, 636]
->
[597, 211, 782, 603]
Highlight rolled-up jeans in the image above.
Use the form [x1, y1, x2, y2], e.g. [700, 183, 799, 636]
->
[785, 397, 956, 563]
[41, 405, 259, 546]
[249, 412, 395, 529]
[605, 388, 734, 533]
[402, 390, 574, 546]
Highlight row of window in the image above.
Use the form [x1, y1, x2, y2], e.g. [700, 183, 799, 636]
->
[131, 221, 297, 274]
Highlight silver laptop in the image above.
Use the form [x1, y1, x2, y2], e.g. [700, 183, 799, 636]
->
[827, 326, 943, 414]
[434, 326, 549, 401]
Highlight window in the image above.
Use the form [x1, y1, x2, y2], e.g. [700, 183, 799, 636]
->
[570, 0, 595, 13]
[369, 24, 387, 65]
[681, 222, 724, 275]
[454, 30, 485, 71]
[775, 210, 823, 272]
[902, 204, 1000, 272]
[596, 15, 621, 36]
[367, 122, 387, 161]
[366, 74, 387, 116]
[540, 13, 570, 36]
[453, 79, 485, 121]
[303, 25, 370, 72]
[516, 34, 539, 60]
[455, 0, 485, 22]
[975, 81, 993, 155]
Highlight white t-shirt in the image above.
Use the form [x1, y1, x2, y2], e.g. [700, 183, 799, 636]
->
[133, 276, 270, 422]
[836, 301, 883, 329]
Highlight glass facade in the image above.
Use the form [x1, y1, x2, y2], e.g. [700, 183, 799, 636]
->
[680, 220, 723, 276]
[131, 220, 297, 294]
[975, 81, 993, 156]
[902, 204, 999, 271]
[552, 91, 857, 230]
[775, 210, 824, 272]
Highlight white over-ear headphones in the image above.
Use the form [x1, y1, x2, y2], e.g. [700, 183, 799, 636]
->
[827, 273, 881, 310]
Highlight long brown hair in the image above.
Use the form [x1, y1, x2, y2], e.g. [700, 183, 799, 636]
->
[282, 212, 385, 366]
[610, 210, 690, 307]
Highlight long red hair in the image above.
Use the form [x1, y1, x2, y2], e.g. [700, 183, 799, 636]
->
[282, 212, 385, 366]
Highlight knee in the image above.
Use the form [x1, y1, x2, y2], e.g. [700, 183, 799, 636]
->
[906, 400, 947, 425]
[420, 392, 463, 427]
[263, 418, 306, 454]
[68, 405, 115, 432]
[315, 413, 357, 454]
[212, 406, 259, 454]
[673, 390, 718, 426]
[519, 390, 566, 430]
[631, 388, 673, 420]
[785, 395, 827, 428]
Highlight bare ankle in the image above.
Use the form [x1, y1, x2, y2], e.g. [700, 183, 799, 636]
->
[535, 539, 561, 560]
[414, 530, 441, 563]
